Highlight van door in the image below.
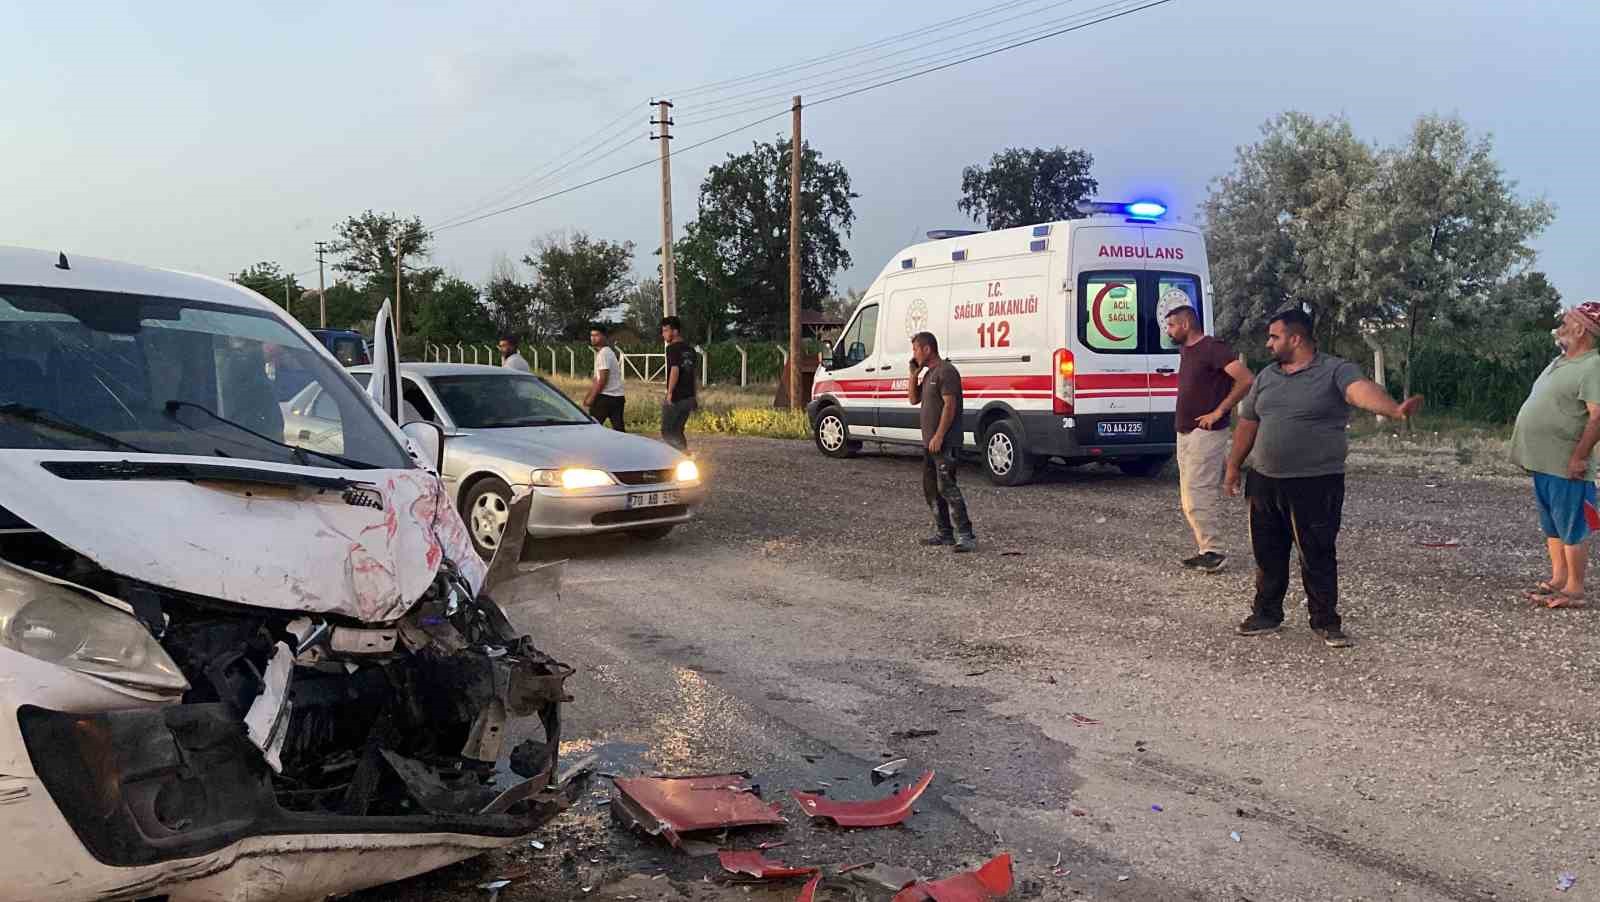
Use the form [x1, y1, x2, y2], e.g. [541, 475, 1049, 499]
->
[877, 266, 954, 444]
[826, 299, 882, 436]
[1144, 226, 1211, 443]
[1071, 227, 1151, 443]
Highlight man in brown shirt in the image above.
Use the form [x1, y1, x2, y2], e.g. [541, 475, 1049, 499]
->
[1166, 304, 1253, 572]
[907, 331, 975, 552]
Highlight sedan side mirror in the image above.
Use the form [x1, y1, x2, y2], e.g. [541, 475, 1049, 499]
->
[402, 420, 445, 474]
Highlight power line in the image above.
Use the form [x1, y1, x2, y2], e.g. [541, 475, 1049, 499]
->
[432, 124, 648, 231]
[663, 0, 1050, 99]
[678, 0, 1145, 127]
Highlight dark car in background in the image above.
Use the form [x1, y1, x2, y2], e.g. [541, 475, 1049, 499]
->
[311, 328, 370, 366]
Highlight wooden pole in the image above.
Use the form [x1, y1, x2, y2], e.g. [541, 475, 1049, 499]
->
[394, 249, 404, 339]
[315, 240, 328, 328]
[787, 95, 802, 410]
[655, 100, 677, 317]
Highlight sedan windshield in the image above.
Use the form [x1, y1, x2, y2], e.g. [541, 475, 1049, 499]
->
[0, 285, 409, 470]
[428, 373, 590, 428]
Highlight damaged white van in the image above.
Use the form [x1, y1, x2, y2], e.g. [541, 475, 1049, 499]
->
[0, 247, 585, 901]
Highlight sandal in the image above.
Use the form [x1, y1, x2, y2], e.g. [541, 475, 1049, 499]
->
[1525, 581, 1562, 604]
[1543, 592, 1588, 610]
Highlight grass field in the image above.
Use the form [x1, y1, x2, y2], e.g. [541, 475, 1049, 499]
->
[544, 375, 810, 440]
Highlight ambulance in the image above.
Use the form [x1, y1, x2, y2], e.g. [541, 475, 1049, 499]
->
[807, 201, 1212, 486]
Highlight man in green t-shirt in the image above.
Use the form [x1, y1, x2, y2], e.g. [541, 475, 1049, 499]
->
[1511, 301, 1600, 609]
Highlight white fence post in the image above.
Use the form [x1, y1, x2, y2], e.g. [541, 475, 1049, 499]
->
[736, 344, 748, 387]
[695, 345, 708, 387]
[545, 346, 558, 375]
[567, 347, 576, 379]
[483, 344, 495, 367]
[456, 343, 465, 364]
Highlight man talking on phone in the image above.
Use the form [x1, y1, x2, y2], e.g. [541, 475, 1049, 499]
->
[907, 331, 976, 552]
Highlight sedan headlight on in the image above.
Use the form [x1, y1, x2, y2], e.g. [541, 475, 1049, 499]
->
[675, 460, 700, 483]
[0, 564, 188, 695]
[530, 467, 615, 490]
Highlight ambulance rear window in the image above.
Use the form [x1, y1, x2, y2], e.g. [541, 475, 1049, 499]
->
[1081, 273, 1141, 352]
[1155, 274, 1202, 351]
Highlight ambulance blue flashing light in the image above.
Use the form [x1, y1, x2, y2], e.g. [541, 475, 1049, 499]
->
[1125, 201, 1167, 219]
[1076, 199, 1170, 220]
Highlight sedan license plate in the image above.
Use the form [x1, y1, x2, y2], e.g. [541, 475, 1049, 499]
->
[627, 490, 679, 510]
[1096, 420, 1145, 439]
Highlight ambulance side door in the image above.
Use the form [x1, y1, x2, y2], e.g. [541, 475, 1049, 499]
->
[828, 298, 883, 436]
[876, 265, 954, 444]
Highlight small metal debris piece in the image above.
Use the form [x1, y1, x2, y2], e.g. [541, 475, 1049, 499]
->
[1557, 871, 1577, 892]
[1068, 713, 1101, 727]
[872, 758, 909, 784]
[1117, 875, 1130, 882]
[1230, 831, 1242, 843]
[717, 850, 819, 880]
[892, 854, 1014, 902]
[843, 863, 921, 893]
[530, 840, 545, 850]
[792, 771, 936, 828]
[477, 879, 512, 902]
[611, 773, 787, 849]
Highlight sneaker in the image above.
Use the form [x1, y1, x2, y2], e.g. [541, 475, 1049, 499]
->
[1235, 615, 1282, 636]
[1314, 626, 1353, 648]
[1196, 552, 1228, 574]
[954, 535, 977, 553]
[920, 534, 955, 547]
[1180, 553, 1207, 569]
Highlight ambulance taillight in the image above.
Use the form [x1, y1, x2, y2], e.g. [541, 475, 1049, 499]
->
[1053, 348, 1076, 414]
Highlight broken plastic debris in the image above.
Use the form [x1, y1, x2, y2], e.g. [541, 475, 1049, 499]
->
[1230, 831, 1242, 843]
[890, 728, 940, 740]
[792, 771, 935, 828]
[530, 840, 545, 850]
[892, 853, 1013, 902]
[872, 758, 909, 784]
[1117, 875, 1130, 882]
[1418, 539, 1460, 548]
[1558, 872, 1577, 892]
[1068, 713, 1101, 727]
[717, 850, 819, 880]
[611, 774, 787, 848]
[243, 641, 294, 773]
[797, 872, 823, 902]
[843, 863, 921, 893]
[1151, 804, 1163, 812]
[477, 879, 512, 902]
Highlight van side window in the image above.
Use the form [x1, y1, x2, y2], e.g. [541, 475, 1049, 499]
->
[1154, 274, 1203, 351]
[840, 304, 879, 366]
[1080, 273, 1142, 352]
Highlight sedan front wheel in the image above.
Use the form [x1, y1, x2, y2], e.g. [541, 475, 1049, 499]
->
[463, 477, 514, 561]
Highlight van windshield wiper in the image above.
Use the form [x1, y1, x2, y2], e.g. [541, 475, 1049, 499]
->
[0, 403, 147, 453]
[163, 400, 377, 470]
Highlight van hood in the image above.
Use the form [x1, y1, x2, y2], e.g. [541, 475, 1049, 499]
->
[0, 450, 487, 622]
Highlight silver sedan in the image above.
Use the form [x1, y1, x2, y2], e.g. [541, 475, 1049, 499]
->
[289, 363, 706, 559]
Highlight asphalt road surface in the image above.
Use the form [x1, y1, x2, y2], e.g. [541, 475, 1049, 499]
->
[360, 436, 1600, 902]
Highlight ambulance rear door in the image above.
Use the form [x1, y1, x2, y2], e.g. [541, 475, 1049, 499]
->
[1144, 226, 1211, 426]
[1071, 225, 1152, 444]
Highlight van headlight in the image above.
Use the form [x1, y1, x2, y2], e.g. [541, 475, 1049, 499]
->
[0, 565, 188, 694]
[675, 460, 700, 483]
[530, 468, 614, 490]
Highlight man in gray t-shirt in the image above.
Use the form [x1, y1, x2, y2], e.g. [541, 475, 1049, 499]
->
[1225, 309, 1422, 648]
[907, 331, 975, 552]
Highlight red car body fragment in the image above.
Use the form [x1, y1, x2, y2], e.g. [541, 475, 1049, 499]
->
[892, 853, 1014, 902]
[717, 850, 819, 880]
[790, 770, 935, 827]
[611, 774, 787, 847]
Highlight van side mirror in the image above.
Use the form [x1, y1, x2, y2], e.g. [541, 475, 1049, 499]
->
[821, 340, 834, 366]
[401, 420, 445, 474]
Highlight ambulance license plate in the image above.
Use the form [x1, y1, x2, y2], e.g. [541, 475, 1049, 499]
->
[627, 490, 679, 510]
[1096, 421, 1144, 439]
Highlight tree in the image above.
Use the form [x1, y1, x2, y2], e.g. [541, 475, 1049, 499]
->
[958, 147, 1098, 230]
[622, 277, 663, 336]
[485, 256, 543, 342]
[522, 232, 634, 340]
[329, 211, 432, 324]
[233, 262, 301, 310]
[1346, 114, 1555, 396]
[412, 273, 494, 342]
[672, 223, 736, 345]
[1201, 113, 1380, 353]
[683, 136, 857, 339]
[317, 282, 377, 332]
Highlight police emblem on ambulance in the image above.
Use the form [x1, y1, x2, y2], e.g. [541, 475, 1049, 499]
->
[904, 298, 928, 338]
[1157, 286, 1193, 322]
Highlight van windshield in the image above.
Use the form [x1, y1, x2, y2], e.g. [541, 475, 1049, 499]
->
[0, 286, 409, 470]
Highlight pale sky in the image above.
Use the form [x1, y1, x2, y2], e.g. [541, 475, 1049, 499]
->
[4, 0, 1596, 303]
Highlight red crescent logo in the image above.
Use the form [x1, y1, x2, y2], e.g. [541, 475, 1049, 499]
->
[1092, 283, 1127, 343]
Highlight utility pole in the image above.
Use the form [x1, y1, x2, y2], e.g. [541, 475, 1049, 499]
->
[652, 99, 677, 317]
[394, 248, 404, 339]
[314, 240, 329, 328]
[787, 95, 803, 410]
[283, 274, 291, 311]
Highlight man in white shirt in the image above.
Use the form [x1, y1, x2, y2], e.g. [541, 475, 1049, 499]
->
[584, 323, 626, 431]
[498, 335, 532, 373]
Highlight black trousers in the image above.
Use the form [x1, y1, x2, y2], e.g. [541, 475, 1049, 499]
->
[922, 445, 974, 539]
[589, 394, 626, 431]
[1248, 471, 1345, 629]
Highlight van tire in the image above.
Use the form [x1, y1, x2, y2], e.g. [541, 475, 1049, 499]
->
[462, 476, 515, 561]
[981, 420, 1036, 486]
[813, 407, 859, 458]
[1117, 455, 1171, 478]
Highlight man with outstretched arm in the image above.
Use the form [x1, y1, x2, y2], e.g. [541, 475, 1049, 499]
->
[907, 331, 976, 553]
[1224, 309, 1422, 648]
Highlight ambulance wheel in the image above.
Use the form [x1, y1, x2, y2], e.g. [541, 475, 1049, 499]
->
[813, 407, 859, 458]
[982, 420, 1035, 486]
[1117, 455, 1171, 478]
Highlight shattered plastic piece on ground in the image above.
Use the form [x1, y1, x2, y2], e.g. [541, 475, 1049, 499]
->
[717, 850, 820, 880]
[873, 757, 909, 784]
[892, 853, 1013, 902]
[477, 879, 512, 902]
[1068, 713, 1100, 727]
[843, 863, 921, 893]
[1230, 831, 1242, 842]
[1418, 539, 1461, 548]
[611, 774, 788, 848]
[1557, 872, 1577, 892]
[797, 872, 823, 902]
[1151, 804, 1163, 812]
[792, 770, 935, 828]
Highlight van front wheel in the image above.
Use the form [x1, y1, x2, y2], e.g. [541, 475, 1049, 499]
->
[813, 408, 860, 459]
[982, 420, 1036, 486]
